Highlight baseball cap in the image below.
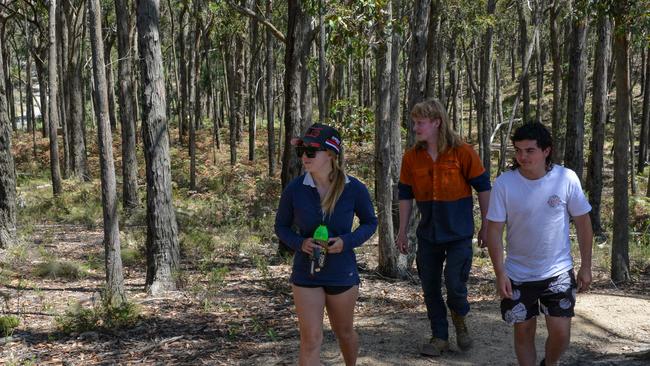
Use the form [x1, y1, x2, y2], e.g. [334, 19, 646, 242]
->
[294, 123, 342, 155]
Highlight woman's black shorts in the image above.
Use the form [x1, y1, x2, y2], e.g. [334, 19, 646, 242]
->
[292, 283, 355, 295]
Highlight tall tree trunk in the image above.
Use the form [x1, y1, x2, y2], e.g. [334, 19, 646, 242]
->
[425, 0, 440, 100]
[225, 38, 238, 165]
[188, 1, 202, 191]
[480, 0, 496, 177]
[612, 19, 631, 283]
[65, 0, 89, 181]
[564, 14, 589, 182]
[249, 0, 260, 161]
[137, 0, 181, 294]
[58, 4, 71, 179]
[281, 0, 312, 188]
[550, 1, 563, 162]
[235, 34, 246, 143]
[534, 0, 544, 124]
[639, 45, 650, 174]
[0, 30, 16, 249]
[375, 0, 399, 278]
[0, 23, 16, 132]
[517, 1, 530, 124]
[586, 15, 611, 238]
[88, 0, 126, 305]
[406, 0, 431, 145]
[116, 0, 139, 209]
[48, 0, 63, 196]
[177, 5, 188, 144]
[105, 37, 118, 131]
[34, 48, 50, 139]
[266, 0, 275, 176]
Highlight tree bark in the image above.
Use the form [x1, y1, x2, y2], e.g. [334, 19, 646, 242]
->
[564, 15, 589, 182]
[375, 0, 400, 278]
[137, 0, 181, 294]
[248, 0, 260, 161]
[517, 1, 530, 124]
[116, 0, 140, 209]
[48, 0, 63, 196]
[406, 0, 431, 145]
[88, 0, 126, 305]
[550, 1, 563, 162]
[266, 0, 275, 176]
[611, 17, 630, 283]
[0, 29, 16, 249]
[639, 45, 650, 174]
[586, 15, 610, 238]
[480, 0, 496, 177]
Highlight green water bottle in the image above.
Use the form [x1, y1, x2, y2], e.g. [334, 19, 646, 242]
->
[310, 224, 329, 276]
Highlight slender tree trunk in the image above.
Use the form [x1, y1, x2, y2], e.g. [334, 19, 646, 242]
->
[249, 0, 260, 161]
[375, 0, 399, 278]
[116, 0, 139, 209]
[266, 0, 275, 175]
[105, 37, 118, 131]
[65, 1, 89, 181]
[612, 20, 631, 283]
[88, 0, 125, 305]
[406, 0, 431, 145]
[425, 0, 440, 100]
[0, 23, 15, 132]
[137, 0, 180, 294]
[0, 30, 16, 249]
[48, 0, 63, 196]
[639, 45, 650, 174]
[480, 0, 496, 177]
[586, 15, 610, 238]
[564, 15, 589, 182]
[550, 2, 563, 162]
[225, 38, 238, 165]
[534, 0, 544, 124]
[517, 1, 530, 124]
[34, 49, 50, 139]
[178, 6, 188, 144]
[188, 1, 202, 191]
[58, 4, 71, 179]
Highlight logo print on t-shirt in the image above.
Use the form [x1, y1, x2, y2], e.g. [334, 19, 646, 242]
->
[547, 195, 561, 208]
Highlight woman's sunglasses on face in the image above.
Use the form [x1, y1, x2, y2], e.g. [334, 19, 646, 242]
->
[295, 146, 325, 158]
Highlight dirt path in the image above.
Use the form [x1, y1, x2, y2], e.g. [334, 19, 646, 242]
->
[1, 226, 649, 365]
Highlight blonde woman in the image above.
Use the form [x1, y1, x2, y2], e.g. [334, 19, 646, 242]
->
[275, 123, 377, 366]
[396, 99, 491, 356]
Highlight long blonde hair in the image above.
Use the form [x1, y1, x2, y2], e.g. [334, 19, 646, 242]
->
[410, 98, 462, 153]
[321, 151, 346, 216]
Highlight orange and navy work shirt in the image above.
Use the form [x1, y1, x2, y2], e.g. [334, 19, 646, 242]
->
[398, 143, 491, 244]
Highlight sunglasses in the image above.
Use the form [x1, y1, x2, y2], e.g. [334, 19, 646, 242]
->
[296, 146, 325, 158]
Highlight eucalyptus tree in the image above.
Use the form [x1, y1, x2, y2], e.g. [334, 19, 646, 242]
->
[48, 0, 63, 196]
[586, 11, 611, 237]
[87, 0, 125, 305]
[611, 0, 631, 283]
[115, 0, 139, 209]
[0, 24, 16, 249]
[137, 0, 180, 294]
[406, 0, 430, 145]
[564, 1, 589, 182]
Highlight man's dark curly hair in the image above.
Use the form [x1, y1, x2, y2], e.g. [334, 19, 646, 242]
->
[510, 122, 554, 171]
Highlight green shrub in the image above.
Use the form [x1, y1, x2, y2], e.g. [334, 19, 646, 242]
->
[55, 300, 140, 334]
[0, 315, 20, 337]
[34, 260, 87, 280]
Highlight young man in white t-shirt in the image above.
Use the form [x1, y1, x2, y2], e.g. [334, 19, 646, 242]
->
[486, 123, 593, 366]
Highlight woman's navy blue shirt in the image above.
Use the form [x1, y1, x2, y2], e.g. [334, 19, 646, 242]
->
[275, 173, 378, 286]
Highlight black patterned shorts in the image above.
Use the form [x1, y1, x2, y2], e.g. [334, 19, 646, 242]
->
[500, 270, 577, 325]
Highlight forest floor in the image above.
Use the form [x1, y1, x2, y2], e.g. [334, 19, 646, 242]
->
[1, 222, 649, 365]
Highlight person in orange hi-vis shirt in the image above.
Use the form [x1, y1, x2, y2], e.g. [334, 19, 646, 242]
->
[396, 99, 491, 356]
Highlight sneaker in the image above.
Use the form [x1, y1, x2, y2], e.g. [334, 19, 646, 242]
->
[420, 337, 449, 356]
[451, 310, 474, 350]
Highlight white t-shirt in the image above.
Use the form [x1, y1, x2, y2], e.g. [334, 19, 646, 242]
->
[487, 165, 591, 281]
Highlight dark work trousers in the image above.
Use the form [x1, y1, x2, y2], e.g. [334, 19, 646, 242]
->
[416, 238, 473, 340]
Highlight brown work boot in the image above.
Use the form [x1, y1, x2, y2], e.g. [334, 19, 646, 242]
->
[420, 337, 449, 356]
[451, 310, 473, 350]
